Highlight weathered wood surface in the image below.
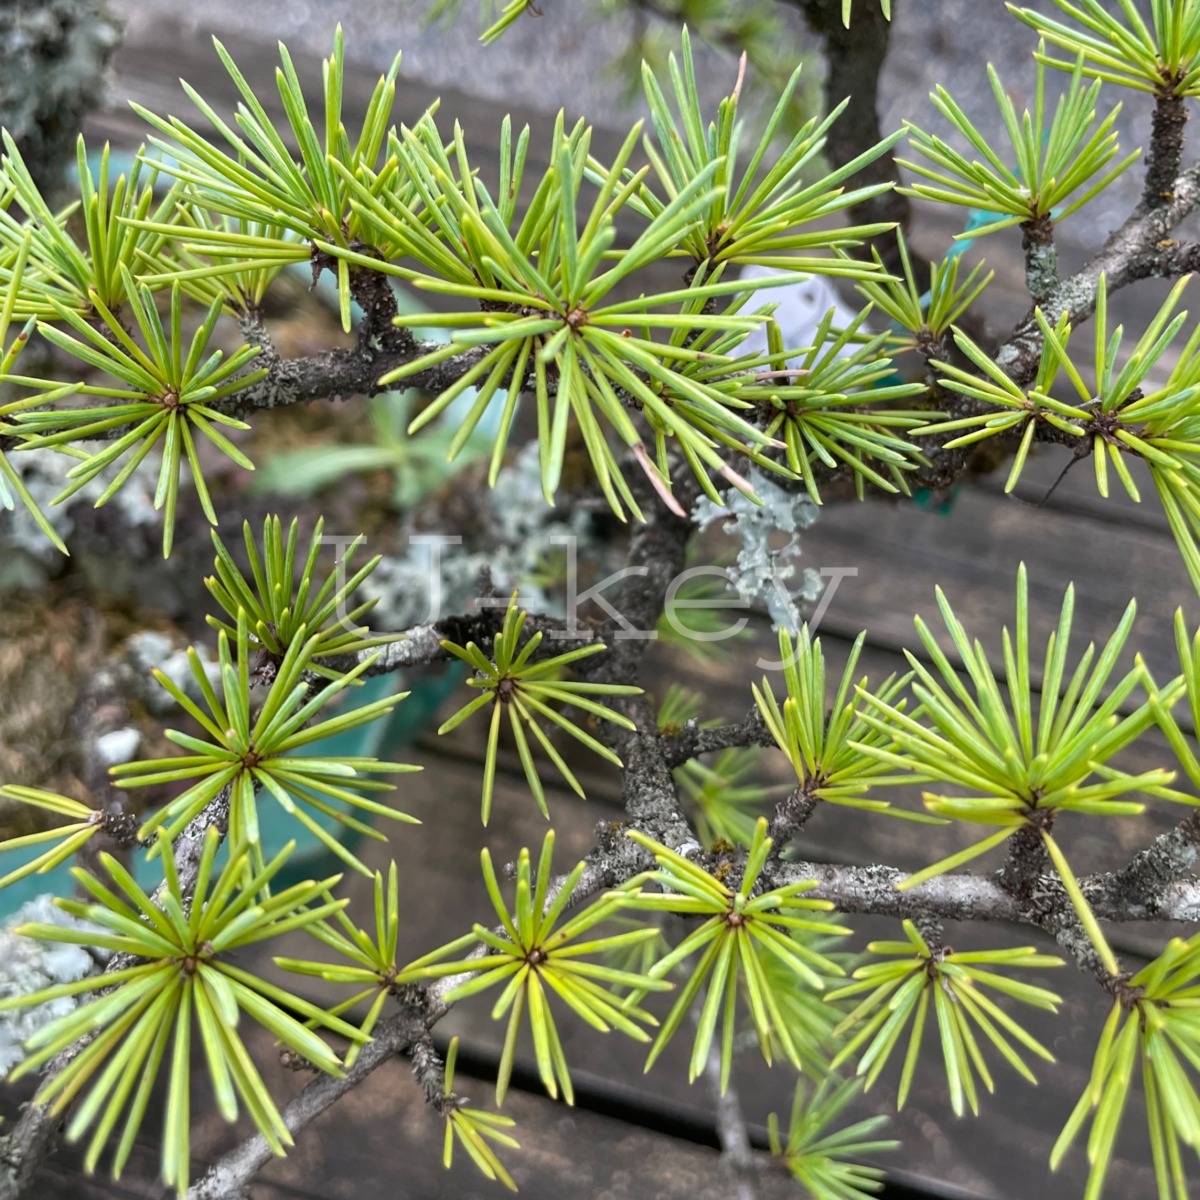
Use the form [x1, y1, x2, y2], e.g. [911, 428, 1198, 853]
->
[1, 12, 1191, 1200]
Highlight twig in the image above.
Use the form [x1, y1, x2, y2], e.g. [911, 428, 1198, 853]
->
[997, 159, 1200, 385]
[766, 783, 820, 848]
[997, 818, 1054, 903]
[189, 997, 437, 1200]
[661, 708, 774, 767]
[1143, 82, 1189, 210]
[1021, 214, 1058, 305]
[702, 1039, 758, 1200]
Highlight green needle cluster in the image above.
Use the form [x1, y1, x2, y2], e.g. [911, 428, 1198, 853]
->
[674, 747, 771, 849]
[377, 120, 783, 516]
[623, 817, 849, 1091]
[204, 514, 398, 677]
[924, 275, 1200, 588]
[855, 227, 994, 350]
[441, 1036, 519, 1189]
[900, 49, 1136, 236]
[1011, 0, 1200, 96]
[754, 624, 938, 820]
[133, 207, 302, 318]
[0, 232, 66, 550]
[1054, 933, 1200, 1200]
[275, 862, 476, 1066]
[411, 831, 669, 1105]
[635, 27, 900, 271]
[855, 565, 1174, 891]
[437, 595, 640, 823]
[6, 274, 266, 556]
[741, 308, 929, 502]
[0, 786, 106, 890]
[1145, 608, 1200, 797]
[0, 134, 174, 316]
[0, 828, 364, 1195]
[132, 26, 401, 331]
[114, 609, 419, 876]
[767, 1077, 899, 1200]
[829, 921, 1063, 1117]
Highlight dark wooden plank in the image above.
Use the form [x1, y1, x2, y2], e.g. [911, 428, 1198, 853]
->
[797, 481, 1190, 682]
[975, 451, 1173, 535]
[244, 1047, 786, 1200]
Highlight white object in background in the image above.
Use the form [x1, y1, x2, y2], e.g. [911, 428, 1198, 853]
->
[736, 265, 865, 363]
[95, 727, 141, 767]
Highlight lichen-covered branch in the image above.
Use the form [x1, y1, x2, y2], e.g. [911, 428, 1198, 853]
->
[1021, 214, 1058, 305]
[997, 160, 1200, 385]
[767, 858, 1200, 926]
[9, 10, 1200, 1198]
[1099, 809, 1200, 919]
[0, 0, 119, 198]
[767, 783, 820, 846]
[217, 334, 490, 422]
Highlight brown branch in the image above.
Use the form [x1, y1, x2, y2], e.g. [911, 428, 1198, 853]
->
[1144, 82, 1189, 210]
[584, 474, 702, 850]
[0, 566, 635, 1197]
[790, 0, 909, 270]
[12, 15, 1200, 1188]
[661, 707, 774, 767]
[0, 586, 620, 1197]
[332, 610, 580, 680]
